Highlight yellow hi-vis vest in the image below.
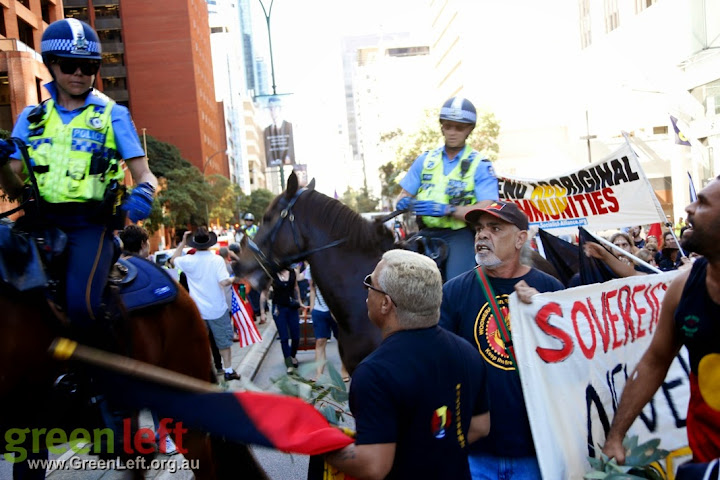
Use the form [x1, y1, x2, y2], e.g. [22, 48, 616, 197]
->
[25, 96, 124, 204]
[416, 145, 481, 229]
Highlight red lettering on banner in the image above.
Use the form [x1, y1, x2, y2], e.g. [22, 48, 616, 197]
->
[602, 290, 625, 349]
[571, 302, 596, 359]
[589, 191, 608, 215]
[602, 187, 620, 212]
[535, 302, 573, 363]
[631, 284, 648, 339]
[617, 286, 635, 344]
[587, 298, 609, 353]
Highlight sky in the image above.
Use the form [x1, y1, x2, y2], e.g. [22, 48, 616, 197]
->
[249, 0, 428, 196]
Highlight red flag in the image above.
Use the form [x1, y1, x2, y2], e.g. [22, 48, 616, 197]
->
[647, 223, 663, 244]
[231, 288, 261, 347]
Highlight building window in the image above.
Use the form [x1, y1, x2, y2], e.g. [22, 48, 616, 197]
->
[102, 53, 124, 65]
[64, 7, 88, 22]
[95, 5, 120, 18]
[17, 18, 35, 50]
[653, 126, 668, 135]
[635, 0, 657, 13]
[0, 7, 6, 37]
[578, 0, 591, 49]
[41, 0, 52, 24]
[604, 0, 619, 33]
[18, 0, 30, 9]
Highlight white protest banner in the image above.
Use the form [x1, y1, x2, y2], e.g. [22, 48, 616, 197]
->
[497, 143, 666, 234]
[509, 271, 691, 479]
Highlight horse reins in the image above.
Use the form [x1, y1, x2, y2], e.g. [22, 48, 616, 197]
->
[0, 138, 40, 220]
[247, 187, 347, 277]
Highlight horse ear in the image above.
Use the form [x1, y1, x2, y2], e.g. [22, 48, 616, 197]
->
[307, 178, 315, 191]
[285, 171, 299, 199]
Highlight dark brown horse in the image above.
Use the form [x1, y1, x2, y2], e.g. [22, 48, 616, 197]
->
[0, 270, 267, 478]
[236, 172, 396, 374]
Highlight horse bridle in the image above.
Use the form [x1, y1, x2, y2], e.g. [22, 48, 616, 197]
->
[246, 187, 347, 278]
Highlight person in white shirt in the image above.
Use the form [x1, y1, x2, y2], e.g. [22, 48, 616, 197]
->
[170, 228, 240, 381]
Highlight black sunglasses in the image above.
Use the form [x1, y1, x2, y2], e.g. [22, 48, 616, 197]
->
[363, 274, 397, 306]
[55, 59, 101, 76]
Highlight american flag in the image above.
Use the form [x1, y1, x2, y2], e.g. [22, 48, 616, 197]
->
[231, 288, 262, 348]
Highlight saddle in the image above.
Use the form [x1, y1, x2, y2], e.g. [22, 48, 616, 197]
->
[400, 234, 449, 280]
[0, 221, 177, 314]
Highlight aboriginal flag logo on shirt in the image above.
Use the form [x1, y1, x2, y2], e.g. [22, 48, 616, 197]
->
[431, 406, 452, 439]
[474, 294, 515, 371]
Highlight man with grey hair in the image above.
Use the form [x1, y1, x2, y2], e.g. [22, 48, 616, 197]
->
[440, 200, 564, 479]
[326, 250, 490, 479]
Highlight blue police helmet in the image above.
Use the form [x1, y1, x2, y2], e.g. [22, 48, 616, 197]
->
[41, 18, 102, 66]
[439, 96, 477, 125]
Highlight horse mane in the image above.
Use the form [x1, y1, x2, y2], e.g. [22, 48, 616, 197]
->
[300, 190, 394, 254]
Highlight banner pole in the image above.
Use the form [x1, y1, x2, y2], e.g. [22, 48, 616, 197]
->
[621, 132, 687, 258]
[585, 230, 662, 273]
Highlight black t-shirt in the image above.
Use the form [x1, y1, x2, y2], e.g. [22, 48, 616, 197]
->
[350, 326, 489, 480]
[271, 269, 296, 307]
[439, 267, 564, 457]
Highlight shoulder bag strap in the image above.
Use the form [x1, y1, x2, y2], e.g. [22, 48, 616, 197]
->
[474, 266, 518, 369]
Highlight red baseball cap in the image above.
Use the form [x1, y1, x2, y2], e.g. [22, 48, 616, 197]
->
[465, 201, 529, 231]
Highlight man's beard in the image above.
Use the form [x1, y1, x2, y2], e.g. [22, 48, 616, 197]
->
[475, 252, 501, 268]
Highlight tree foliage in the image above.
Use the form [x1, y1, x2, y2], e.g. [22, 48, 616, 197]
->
[241, 188, 274, 223]
[340, 186, 380, 213]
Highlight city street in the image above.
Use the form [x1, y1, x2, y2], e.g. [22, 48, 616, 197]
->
[0, 317, 351, 480]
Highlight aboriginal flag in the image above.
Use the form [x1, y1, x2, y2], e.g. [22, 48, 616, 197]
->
[538, 229, 579, 287]
[95, 370, 354, 456]
[671, 116, 692, 146]
[578, 227, 619, 285]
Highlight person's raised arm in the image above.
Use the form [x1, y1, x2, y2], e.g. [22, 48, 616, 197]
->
[584, 242, 643, 278]
[601, 270, 687, 462]
[168, 231, 190, 268]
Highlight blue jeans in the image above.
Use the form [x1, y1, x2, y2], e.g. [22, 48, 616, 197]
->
[273, 305, 300, 359]
[469, 453, 541, 480]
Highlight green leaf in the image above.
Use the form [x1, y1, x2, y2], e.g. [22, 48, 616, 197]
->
[326, 362, 347, 391]
[318, 404, 340, 425]
[588, 457, 605, 470]
[622, 435, 639, 452]
[584, 471, 609, 479]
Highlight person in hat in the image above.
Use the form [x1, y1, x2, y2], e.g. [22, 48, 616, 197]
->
[439, 200, 564, 479]
[170, 227, 241, 381]
[395, 96, 499, 282]
[0, 18, 157, 327]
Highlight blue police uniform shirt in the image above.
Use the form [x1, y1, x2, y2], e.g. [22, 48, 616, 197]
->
[11, 82, 145, 162]
[399, 146, 498, 201]
[439, 268, 564, 458]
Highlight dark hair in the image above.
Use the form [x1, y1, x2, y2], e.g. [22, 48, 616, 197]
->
[119, 225, 149, 254]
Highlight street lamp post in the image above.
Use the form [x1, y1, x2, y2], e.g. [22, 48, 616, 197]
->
[258, 0, 277, 96]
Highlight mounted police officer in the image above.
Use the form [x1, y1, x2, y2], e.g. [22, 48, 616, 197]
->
[396, 96, 499, 281]
[240, 212, 258, 239]
[0, 18, 157, 327]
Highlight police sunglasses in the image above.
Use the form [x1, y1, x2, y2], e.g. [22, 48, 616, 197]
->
[363, 274, 397, 306]
[55, 59, 101, 76]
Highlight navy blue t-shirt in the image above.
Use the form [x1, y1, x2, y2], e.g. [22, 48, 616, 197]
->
[439, 267, 564, 457]
[350, 326, 489, 480]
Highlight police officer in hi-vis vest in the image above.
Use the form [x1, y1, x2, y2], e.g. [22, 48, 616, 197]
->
[396, 97, 499, 281]
[0, 19, 157, 326]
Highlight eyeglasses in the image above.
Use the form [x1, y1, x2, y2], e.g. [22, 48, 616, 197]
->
[55, 59, 101, 76]
[363, 274, 397, 306]
[441, 122, 471, 132]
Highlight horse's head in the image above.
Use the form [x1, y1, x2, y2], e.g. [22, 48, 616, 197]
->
[234, 172, 315, 290]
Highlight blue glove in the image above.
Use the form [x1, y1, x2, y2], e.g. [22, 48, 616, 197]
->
[122, 182, 155, 222]
[0, 139, 16, 167]
[413, 200, 451, 217]
[396, 197, 415, 211]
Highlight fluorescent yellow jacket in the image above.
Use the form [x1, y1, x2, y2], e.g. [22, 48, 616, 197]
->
[416, 145, 481, 229]
[26, 98, 124, 203]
